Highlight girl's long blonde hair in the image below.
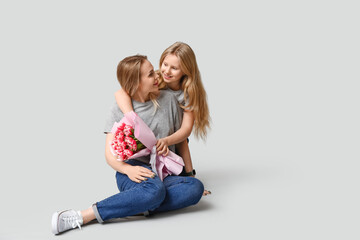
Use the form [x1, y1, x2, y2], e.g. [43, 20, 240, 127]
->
[158, 42, 210, 140]
[117, 55, 158, 109]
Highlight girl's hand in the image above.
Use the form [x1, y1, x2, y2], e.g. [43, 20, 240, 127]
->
[156, 138, 169, 156]
[125, 165, 155, 183]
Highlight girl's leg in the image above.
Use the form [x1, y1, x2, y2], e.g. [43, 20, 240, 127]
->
[151, 175, 204, 214]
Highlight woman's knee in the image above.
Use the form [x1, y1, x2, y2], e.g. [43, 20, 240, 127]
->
[188, 177, 204, 204]
[142, 179, 166, 209]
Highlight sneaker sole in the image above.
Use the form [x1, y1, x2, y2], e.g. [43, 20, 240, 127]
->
[52, 212, 60, 235]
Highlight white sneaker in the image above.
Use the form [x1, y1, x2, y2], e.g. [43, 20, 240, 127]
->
[52, 209, 83, 235]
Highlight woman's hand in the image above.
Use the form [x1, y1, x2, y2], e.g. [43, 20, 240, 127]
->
[124, 165, 155, 183]
[156, 138, 169, 156]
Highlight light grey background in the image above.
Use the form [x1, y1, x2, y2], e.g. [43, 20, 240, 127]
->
[1, 0, 359, 239]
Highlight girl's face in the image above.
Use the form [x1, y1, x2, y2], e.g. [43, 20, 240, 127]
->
[138, 59, 159, 95]
[161, 54, 184, 86]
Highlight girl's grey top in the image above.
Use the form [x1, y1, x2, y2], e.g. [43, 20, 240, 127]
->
[165, 87, 189, 107]
[104, 89, 183, 164]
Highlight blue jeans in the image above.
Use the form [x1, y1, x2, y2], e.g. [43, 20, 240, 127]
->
[92, 160, 204, 223]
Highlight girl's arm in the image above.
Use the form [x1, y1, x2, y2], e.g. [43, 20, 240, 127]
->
[175, 140, 194, 174]
[105, 133, 154, 182]
[176, 138, 212, 196]
[114, 88, 133, 114]
[156, 110, 194, 155]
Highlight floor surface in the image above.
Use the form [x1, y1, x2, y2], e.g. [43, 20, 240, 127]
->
[2, 153, 358, 240]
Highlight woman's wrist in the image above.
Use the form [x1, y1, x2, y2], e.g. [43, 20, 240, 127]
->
[119, 162, 132, 175]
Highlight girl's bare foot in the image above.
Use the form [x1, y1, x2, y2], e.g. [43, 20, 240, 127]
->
[203, 189, 211, 196]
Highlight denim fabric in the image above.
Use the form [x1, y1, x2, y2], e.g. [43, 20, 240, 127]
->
[151, 172, 204, 214]
[94, 160, 204, 222]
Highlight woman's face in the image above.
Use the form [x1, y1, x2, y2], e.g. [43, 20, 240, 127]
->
[138, 59, 159, 94]
[161, 54, 184, 85]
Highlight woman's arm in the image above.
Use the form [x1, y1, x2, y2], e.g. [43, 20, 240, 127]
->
[105, 133, 131, 173]
[105, 133, 154, 182]
[114, 88, 134, 114]
[156, 110, 194, 155]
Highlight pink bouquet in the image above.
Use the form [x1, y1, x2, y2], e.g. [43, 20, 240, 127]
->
[111, 123, 145, 161]
[110, 111, 184, 181]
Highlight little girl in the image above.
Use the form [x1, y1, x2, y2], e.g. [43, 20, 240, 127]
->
[115, 42, 211, 191]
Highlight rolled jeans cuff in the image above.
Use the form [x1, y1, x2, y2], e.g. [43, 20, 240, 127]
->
[92, 203, 104, 223]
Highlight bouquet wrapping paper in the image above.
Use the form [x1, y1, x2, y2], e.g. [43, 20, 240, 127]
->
[110, 111, 184, 181]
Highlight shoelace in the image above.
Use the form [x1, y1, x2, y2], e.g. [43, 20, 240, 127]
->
[62, 213, 82, 230]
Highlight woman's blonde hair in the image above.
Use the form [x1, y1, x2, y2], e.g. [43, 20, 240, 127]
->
[117, 55, 158, 109]
[158, 42, 210, 140]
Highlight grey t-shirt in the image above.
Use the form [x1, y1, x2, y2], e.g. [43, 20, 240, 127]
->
[165, 88, 189, 107]
[104, 89, 183, 164]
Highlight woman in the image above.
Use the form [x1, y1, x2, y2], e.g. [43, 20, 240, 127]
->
[52, 55, 204, 235]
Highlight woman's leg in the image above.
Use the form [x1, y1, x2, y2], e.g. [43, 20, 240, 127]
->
[81, 207, 96, 224]
[93, 162, 166, 223]
[52, 161, 163, 234]
[151, 175, 204, 214]
[80, 175, 206, 223]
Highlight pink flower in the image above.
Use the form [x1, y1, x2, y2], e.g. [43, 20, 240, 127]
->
[130, 141, 137, 151]
[123, 149, 133, 158]
[119, 141, 127, 149]
[111, 122, 145, 161]
[124, 136, 133, 144]
[130, 143, 137, 152]
[123, 137, 136, 151]
[119, 123, 126, 131]
[123, 125, 133, 136]
[116, 144, 125, 153]
[118, 151, 126, 160]
[114, 131, 124, 141]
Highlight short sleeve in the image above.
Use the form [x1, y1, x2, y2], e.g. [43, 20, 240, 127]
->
[174, 100, 183, 132]
[104, 102, 124, 133]
[162, 90, 183, 134]
[183, 94, 190, 109]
